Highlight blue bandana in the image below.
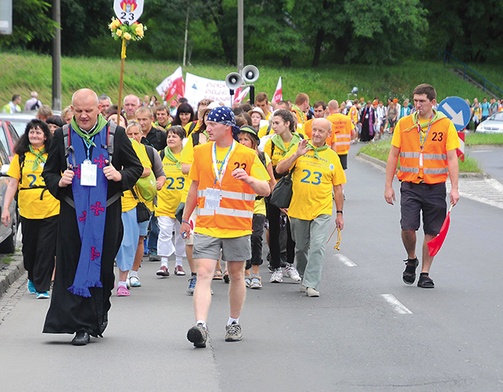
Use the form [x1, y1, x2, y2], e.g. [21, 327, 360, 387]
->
[207, 106, 240, 140]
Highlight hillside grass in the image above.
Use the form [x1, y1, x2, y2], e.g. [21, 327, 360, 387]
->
[0, 50, 492, 109]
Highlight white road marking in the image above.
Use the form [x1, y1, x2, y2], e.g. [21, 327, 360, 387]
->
[335, 254, 357, 267]
[381, 294, 413, 314]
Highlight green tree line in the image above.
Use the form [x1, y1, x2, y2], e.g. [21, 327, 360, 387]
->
[2, 0, 502, 66]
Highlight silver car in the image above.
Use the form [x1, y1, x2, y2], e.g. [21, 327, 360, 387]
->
[476, 112, 503, 133]
[0, 141, 17, 253]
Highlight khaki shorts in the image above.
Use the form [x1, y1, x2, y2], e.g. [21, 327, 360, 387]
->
[193, 234, 251, 262]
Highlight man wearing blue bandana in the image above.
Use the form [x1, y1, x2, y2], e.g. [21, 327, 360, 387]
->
[42, 89, 143, 346]
[181, 106, 270, 348]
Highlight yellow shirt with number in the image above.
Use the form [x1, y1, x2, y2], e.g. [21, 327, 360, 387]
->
[8, 150, 59, 219]
[155, 151, 187, 218]
[282, 146, 346, 220]
[253, 152, 271, 216]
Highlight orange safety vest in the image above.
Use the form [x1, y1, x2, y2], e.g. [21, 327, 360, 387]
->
[327, 113, 352, 155]
[396, 115, 450, 184]
[193, 142, 257, 231]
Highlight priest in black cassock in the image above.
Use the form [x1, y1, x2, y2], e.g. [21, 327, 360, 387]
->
[42, 88, 143, 345]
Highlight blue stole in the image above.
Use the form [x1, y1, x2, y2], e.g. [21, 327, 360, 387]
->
[67, 125, 109, 297]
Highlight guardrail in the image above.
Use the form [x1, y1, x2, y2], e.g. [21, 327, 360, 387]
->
[443, 51, 503, 98]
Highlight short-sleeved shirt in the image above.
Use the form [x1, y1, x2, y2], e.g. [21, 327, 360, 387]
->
[122, 140, 153, 212]
[155, 151, 187, 218]
[282, 146, 346, 220]
[8, 150, 60, 219]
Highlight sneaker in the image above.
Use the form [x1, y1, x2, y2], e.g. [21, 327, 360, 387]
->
[174, 265, 186, 276]
[36, 291, 50, 299]
[284, 264, 301, 282]
[245, 276, 252, 288]
[117, 286, 130, 297]
[128, 275, 141, 287]
[187, 323, 208, 348]
[27, 280, 37, 295]
[270, 268, 283, 283]
[250, 276, 262, 289]
[156, 266, 170, 277]
[149, 251, 161, 262]
[300, 284, 307, 293]
[225, 322, 243, 342]
[306, 287, 320, 297]
[187, 275, 197, 295]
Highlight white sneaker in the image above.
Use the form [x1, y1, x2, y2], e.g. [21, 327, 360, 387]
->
[284, 264, 301, 282]
[270, 268, 283, 283]
[128, 275, 141, 287]
[306, 287, 320, 297]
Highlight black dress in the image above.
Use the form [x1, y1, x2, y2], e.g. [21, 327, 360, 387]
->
[42, 124, 142, 337]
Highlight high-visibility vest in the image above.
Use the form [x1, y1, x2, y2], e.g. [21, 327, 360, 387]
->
[397, 115, 450, 184]
[193, 142, 256, 231]
[327, 113, 352, 155]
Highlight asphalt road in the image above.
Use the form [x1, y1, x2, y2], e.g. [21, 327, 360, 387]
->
[1, 146, 502, 392]
[467, 145, 503, 183]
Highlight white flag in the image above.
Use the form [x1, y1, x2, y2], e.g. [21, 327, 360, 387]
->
[272, 76, 282, 103]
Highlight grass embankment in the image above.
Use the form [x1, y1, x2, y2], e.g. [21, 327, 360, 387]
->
[357, 134, 497, 173]
[0, 51, 489, 108]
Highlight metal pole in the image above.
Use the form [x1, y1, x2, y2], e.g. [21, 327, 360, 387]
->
[237, 0, 243, 72]
[183, 7, 189, 67]
[52, 0, 62, 111]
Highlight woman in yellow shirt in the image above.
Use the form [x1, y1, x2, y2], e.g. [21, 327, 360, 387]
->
[1, 120, 59, 299]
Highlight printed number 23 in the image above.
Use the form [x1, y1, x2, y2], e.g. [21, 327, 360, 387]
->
[166, 177, 184, 190]
[300, 169, 322, 185]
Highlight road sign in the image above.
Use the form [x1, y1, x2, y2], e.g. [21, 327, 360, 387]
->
[114, 0, 144, 25]
[437, 96, 471, 132]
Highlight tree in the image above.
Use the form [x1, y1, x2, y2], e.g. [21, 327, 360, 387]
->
[0, 0, 58, 49]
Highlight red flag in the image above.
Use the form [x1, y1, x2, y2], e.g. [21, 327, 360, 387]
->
[233, 86, 250, 104]
[272, 76, 282, 103]
[427, 205, 453, 257]
[156, 66, 184, 102]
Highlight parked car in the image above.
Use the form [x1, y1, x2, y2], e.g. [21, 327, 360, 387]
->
[476, 112, 503, 133]
[0, 113, 34, 158]
[0, 140, 17, 253]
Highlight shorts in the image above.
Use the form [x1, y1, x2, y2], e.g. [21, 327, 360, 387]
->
[193, 233, 251, 262]
[400, 181, 446, 235]
[338, 154, 348, 170]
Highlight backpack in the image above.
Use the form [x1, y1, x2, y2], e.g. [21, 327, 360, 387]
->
[134, 144, 157, 202]
[30, 100, 41, 111]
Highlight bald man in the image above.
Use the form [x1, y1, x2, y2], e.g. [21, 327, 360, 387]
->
[42, 88, 143, 345]
[276, 118, 346, 297]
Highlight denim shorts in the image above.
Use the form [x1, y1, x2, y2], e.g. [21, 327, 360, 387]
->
[193, 233, 251, 262]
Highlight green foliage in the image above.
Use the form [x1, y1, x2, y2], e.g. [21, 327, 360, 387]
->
[0, 0, 58, 48]
[466, 133, 503, 146]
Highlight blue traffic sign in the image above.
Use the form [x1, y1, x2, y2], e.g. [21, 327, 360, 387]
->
[437, 96, 471, 131]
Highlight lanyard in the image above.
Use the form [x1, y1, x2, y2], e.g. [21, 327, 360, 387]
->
[417, 115, 433, 168]
[83, 137, 95, 160]
[212, 141, 235, 186]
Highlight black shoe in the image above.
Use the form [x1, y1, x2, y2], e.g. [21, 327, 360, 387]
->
[72, 331, 90, 346]
[417, 273, 435, 288]
[187, 323, 208, 348]
[402, 258, 419, 285]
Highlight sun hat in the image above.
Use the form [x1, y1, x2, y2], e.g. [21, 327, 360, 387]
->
[239, 125, 260, 145]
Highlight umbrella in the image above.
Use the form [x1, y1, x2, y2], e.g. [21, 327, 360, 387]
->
[427, 204, 454, 257]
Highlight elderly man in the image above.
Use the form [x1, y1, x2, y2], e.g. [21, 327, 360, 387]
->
[181, 106, 270, 348]
[42, 88, 143, 345]
[123, 94, 141, 121]
[276, 118, 345, 297]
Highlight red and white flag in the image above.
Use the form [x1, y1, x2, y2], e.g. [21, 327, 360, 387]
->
[233, 86, 250, 104]
[156, 66, 185, 102]
[427, 204, 453, 257]
[272, 76, 282, 103]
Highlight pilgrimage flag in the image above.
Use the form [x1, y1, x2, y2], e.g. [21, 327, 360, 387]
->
[427, 204, 453, 257]
[272, 77, 282, 103]
[156, 66, 185, 102]
[233, 86, 250, 105]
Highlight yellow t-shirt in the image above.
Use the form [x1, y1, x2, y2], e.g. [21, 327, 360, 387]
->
[8, 150, 59, 219]
[189, 143, 270, 238]
[263, 138, 293, 167]
[155, 151, 187, 218]
[282, 147, 346, 220]
[253, 152, 271, 216]
[122, 140, 153, 212]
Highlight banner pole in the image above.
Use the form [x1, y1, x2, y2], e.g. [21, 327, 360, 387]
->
[117, 38, 127, 117]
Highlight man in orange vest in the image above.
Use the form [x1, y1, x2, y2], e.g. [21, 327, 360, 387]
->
[326, 100, 353, 171]
[180, 106, 270, 348]
[384, 84, 460, 289]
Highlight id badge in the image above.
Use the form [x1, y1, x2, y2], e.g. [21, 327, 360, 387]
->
[80, 160, 97, 186]
[204, 188, 221, 211]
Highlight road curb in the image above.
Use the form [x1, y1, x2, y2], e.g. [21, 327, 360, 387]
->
[0, 253, 25, 298]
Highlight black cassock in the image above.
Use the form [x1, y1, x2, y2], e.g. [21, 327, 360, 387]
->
[42, 124, 142, 337]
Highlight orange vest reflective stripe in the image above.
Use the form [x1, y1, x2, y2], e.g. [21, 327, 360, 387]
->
[397, 115, 450, 184]
[193, 142, 256, 231]
[327, 113, 352, 155]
